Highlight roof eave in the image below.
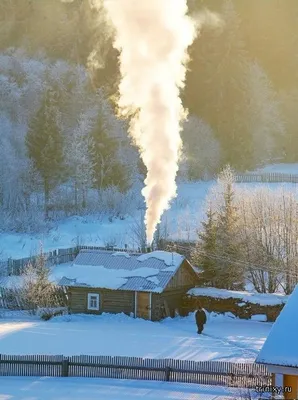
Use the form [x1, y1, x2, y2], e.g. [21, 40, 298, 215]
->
[60, 284, 164, 293]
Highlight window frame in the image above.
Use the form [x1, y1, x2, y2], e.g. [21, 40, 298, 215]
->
[87, 293, 100, 311]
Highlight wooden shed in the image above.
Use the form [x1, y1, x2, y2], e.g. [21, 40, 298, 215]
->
[255, 285, 298, 400]
[57, 249, 200, 321]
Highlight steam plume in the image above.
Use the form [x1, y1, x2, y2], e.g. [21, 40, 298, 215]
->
[95, 1, 222, 244]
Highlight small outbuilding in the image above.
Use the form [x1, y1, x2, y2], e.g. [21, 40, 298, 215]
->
[255, 285, 298, 400]
[56, 249, 200, 321]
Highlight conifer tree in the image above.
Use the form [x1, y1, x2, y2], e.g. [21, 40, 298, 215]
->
[193, 205, 218, 286]
[26, 88, 65, 218]
[89, 116, 128, 192]
[216, 169, 244, 289]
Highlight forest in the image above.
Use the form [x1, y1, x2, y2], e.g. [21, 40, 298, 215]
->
[0, 0, 298, 233]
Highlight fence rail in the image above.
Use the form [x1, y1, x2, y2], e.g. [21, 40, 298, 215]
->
[0, 354, 271, 388]
[235, 172, 298, 183]
[0, 245, 140, 276]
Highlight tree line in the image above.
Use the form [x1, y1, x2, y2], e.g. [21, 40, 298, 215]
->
[1, 0, 298, 169]
[0, 52, 144, 232]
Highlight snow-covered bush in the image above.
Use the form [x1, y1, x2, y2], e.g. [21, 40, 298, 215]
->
[98, 185, 141, 218]
[37, 307, 68, 321]
[20, 249, 67, 313]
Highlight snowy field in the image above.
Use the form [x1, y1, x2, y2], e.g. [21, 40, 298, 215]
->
[0, 312, 270, 363]
[0, 377, 260, 400]
[1, 164, 298, 260]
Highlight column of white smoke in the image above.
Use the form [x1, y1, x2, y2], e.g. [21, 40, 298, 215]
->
[101, 0, 221, 244]
[102, 0, 196, 244]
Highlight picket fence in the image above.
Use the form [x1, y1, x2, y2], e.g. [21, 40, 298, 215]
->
[235, 172, 298, 183]
[0, 245, 137, 276]
[0, 354, 271, 388]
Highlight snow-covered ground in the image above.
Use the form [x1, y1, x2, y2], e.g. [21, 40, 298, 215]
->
[0, 312, 270, 363]
[0, 377, 260, 400]
[1, 174, 298, 260]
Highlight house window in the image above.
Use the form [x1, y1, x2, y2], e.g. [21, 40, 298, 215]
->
[87, 293, 100, 311]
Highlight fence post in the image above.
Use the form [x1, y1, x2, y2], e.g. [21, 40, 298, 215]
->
[7, 258, 12, 275]
[230, 372, 235, 386]
[61, 357, 69, 377]
[164, 367, 171, 381]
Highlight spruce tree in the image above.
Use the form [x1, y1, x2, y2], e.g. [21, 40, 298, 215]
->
[89, 116, 128, 192]
[26, 88, 64, 218]
[216, 179, 244, 290]
[194, 206, 218, 286]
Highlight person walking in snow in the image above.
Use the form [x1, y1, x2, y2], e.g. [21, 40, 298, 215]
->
[195, 306, 207, 334]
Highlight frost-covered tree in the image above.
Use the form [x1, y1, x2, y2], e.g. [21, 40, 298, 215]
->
[185, 0, 254, 169]
[21, 245, 65, 313]
[237, 186, 298, 294]
[246, 62, 285, 165]
[279, 89, 298, 162]
[215, 168, 244, 289]
[181, 115, 221, 180]
[26, 88, 65, 218]
[129, 209, 147, 252]
[64, 112, 95, 211]
[191, 204, 218, 286]
[89, 115, 128, 192]
[199, 166, 244, 289]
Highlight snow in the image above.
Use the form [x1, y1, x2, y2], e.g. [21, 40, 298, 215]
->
[187, 287, 288, 306]
[0, 312, 271, 363]
[251, 314, 267, 322]
[112, 251, 131, 258]
[0, 214, 137, 260]
[256, 284, 298, 367]
[146, 276, 160, 285]
[0, 377, 256, 400]
[1, 172, 298, 260]
[52, 263, 162, 290]
[137, 251, 184, 267]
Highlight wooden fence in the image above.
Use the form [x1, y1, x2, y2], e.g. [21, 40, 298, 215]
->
[0, 245, 138, 276]
[0, 354, 271, 388]
[235, 172, 298, 183]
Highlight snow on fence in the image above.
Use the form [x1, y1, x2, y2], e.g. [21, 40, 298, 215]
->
[235, 172, 298, 183]
[2, 245, 138, 276]
[0, 354, 271, 388]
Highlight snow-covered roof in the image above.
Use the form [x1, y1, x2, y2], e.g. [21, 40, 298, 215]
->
[256, 285, 298, 368]
[56, 250, 185, 293]
[187, 287, 288, 306]
[0, 275, 24, 290]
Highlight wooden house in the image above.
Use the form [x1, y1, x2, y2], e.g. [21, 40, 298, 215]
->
[255, 285, 298, 400]
[56, 249, 200, 321]
[56, 250, 198, 321]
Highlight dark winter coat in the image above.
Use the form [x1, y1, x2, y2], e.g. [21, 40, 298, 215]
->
[195, 309, 207, 326]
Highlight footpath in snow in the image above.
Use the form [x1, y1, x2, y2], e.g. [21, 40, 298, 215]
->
[0, 312, 271, 363]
